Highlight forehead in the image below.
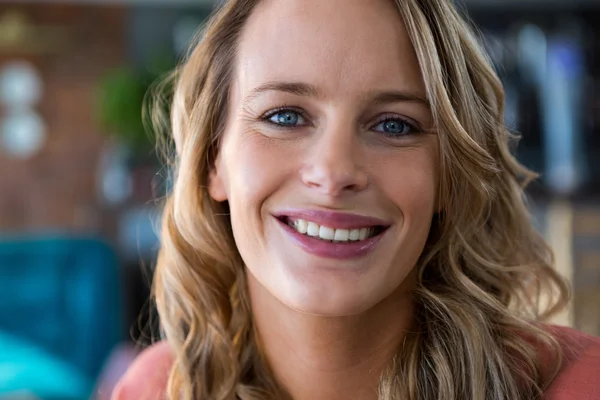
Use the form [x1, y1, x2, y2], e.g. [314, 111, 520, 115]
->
[235, 0, 425, 97]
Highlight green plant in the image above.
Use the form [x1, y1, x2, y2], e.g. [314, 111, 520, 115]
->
[96, 67, 147, 149]
[95, 55, 174, 154]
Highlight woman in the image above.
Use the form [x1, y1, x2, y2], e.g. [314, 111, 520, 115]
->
[113, 0, 600, 399]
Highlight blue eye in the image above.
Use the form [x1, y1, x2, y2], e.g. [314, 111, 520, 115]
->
[267, 110, 305, 127]
[373, 118, 416, 137]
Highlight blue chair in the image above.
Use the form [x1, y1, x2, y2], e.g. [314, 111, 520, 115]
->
[0, 235, 124, 399]
[0, 329, 91, 399]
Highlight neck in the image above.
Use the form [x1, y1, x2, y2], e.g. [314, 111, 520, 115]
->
[248, 273, 415, 400]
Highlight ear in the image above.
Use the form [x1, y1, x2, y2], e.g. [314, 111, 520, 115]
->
[208, 160, 228, 202]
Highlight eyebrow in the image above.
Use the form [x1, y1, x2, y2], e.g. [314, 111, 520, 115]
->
[243, 81, 320, 106]
[243, 80, 429, 108]
[368, 90, 429, 108]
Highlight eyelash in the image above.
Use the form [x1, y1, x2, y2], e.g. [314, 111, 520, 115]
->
[260, 107, 421, 137]
[371, 115, 420, 137]
[261, 106, 309, 127]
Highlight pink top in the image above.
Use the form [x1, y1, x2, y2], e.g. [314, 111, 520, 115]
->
[112, 325, 600, 399]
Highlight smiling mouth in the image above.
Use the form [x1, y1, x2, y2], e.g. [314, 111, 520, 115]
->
[277, 216, 387, 243]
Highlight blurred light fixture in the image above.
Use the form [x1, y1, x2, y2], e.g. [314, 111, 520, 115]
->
[0, 61, 46, 159]
[1, 110, 46, 159]
[0, 61, 43, 108]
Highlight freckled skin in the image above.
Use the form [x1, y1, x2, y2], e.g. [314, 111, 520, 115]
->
[210, 0, 439, 318]
[203, 0, 442, 398]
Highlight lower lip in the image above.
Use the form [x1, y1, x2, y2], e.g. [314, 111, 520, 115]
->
[276, 218, 387, 260]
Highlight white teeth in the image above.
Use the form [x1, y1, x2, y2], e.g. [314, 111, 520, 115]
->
[306, 221, 320, 237]
[288, 218, 376, 242]
[318, 226, 335, 240]
[333, 228, 350, 241]
[359, 228, 368, 240]
[295, 219, 308, 234]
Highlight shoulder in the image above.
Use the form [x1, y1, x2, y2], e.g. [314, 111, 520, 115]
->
[110, 328, 599, 399]
[544, 325, 600, 399]
[111, 341, 174, 400]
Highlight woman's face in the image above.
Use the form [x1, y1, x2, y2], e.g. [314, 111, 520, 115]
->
[209, 0, 439, 316]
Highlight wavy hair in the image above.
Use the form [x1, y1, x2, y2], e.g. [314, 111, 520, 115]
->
[150, 0, 570, 398]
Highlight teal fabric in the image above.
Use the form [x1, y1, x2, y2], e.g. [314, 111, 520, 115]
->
[0, 330, 91, 399]
[0, 236, 124, 399]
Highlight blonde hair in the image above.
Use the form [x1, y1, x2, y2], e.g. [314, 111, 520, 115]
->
[151, 0, 570, 398]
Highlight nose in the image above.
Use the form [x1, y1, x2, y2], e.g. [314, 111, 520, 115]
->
[300, 122, 368, 197]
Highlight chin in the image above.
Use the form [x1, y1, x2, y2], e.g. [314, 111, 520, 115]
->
[245, 242, 417, 318]
[276, 279, 384, 317]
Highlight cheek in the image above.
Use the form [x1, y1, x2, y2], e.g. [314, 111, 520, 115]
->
[223, 132, 295, 253]
[374, 147, 438, 217]
[227, 133, 292, 205]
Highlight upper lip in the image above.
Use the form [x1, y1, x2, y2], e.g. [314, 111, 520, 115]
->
[272, 209, 392, 230]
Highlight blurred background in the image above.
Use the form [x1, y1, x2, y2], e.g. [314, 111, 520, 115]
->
[0, 0, 598, 399]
